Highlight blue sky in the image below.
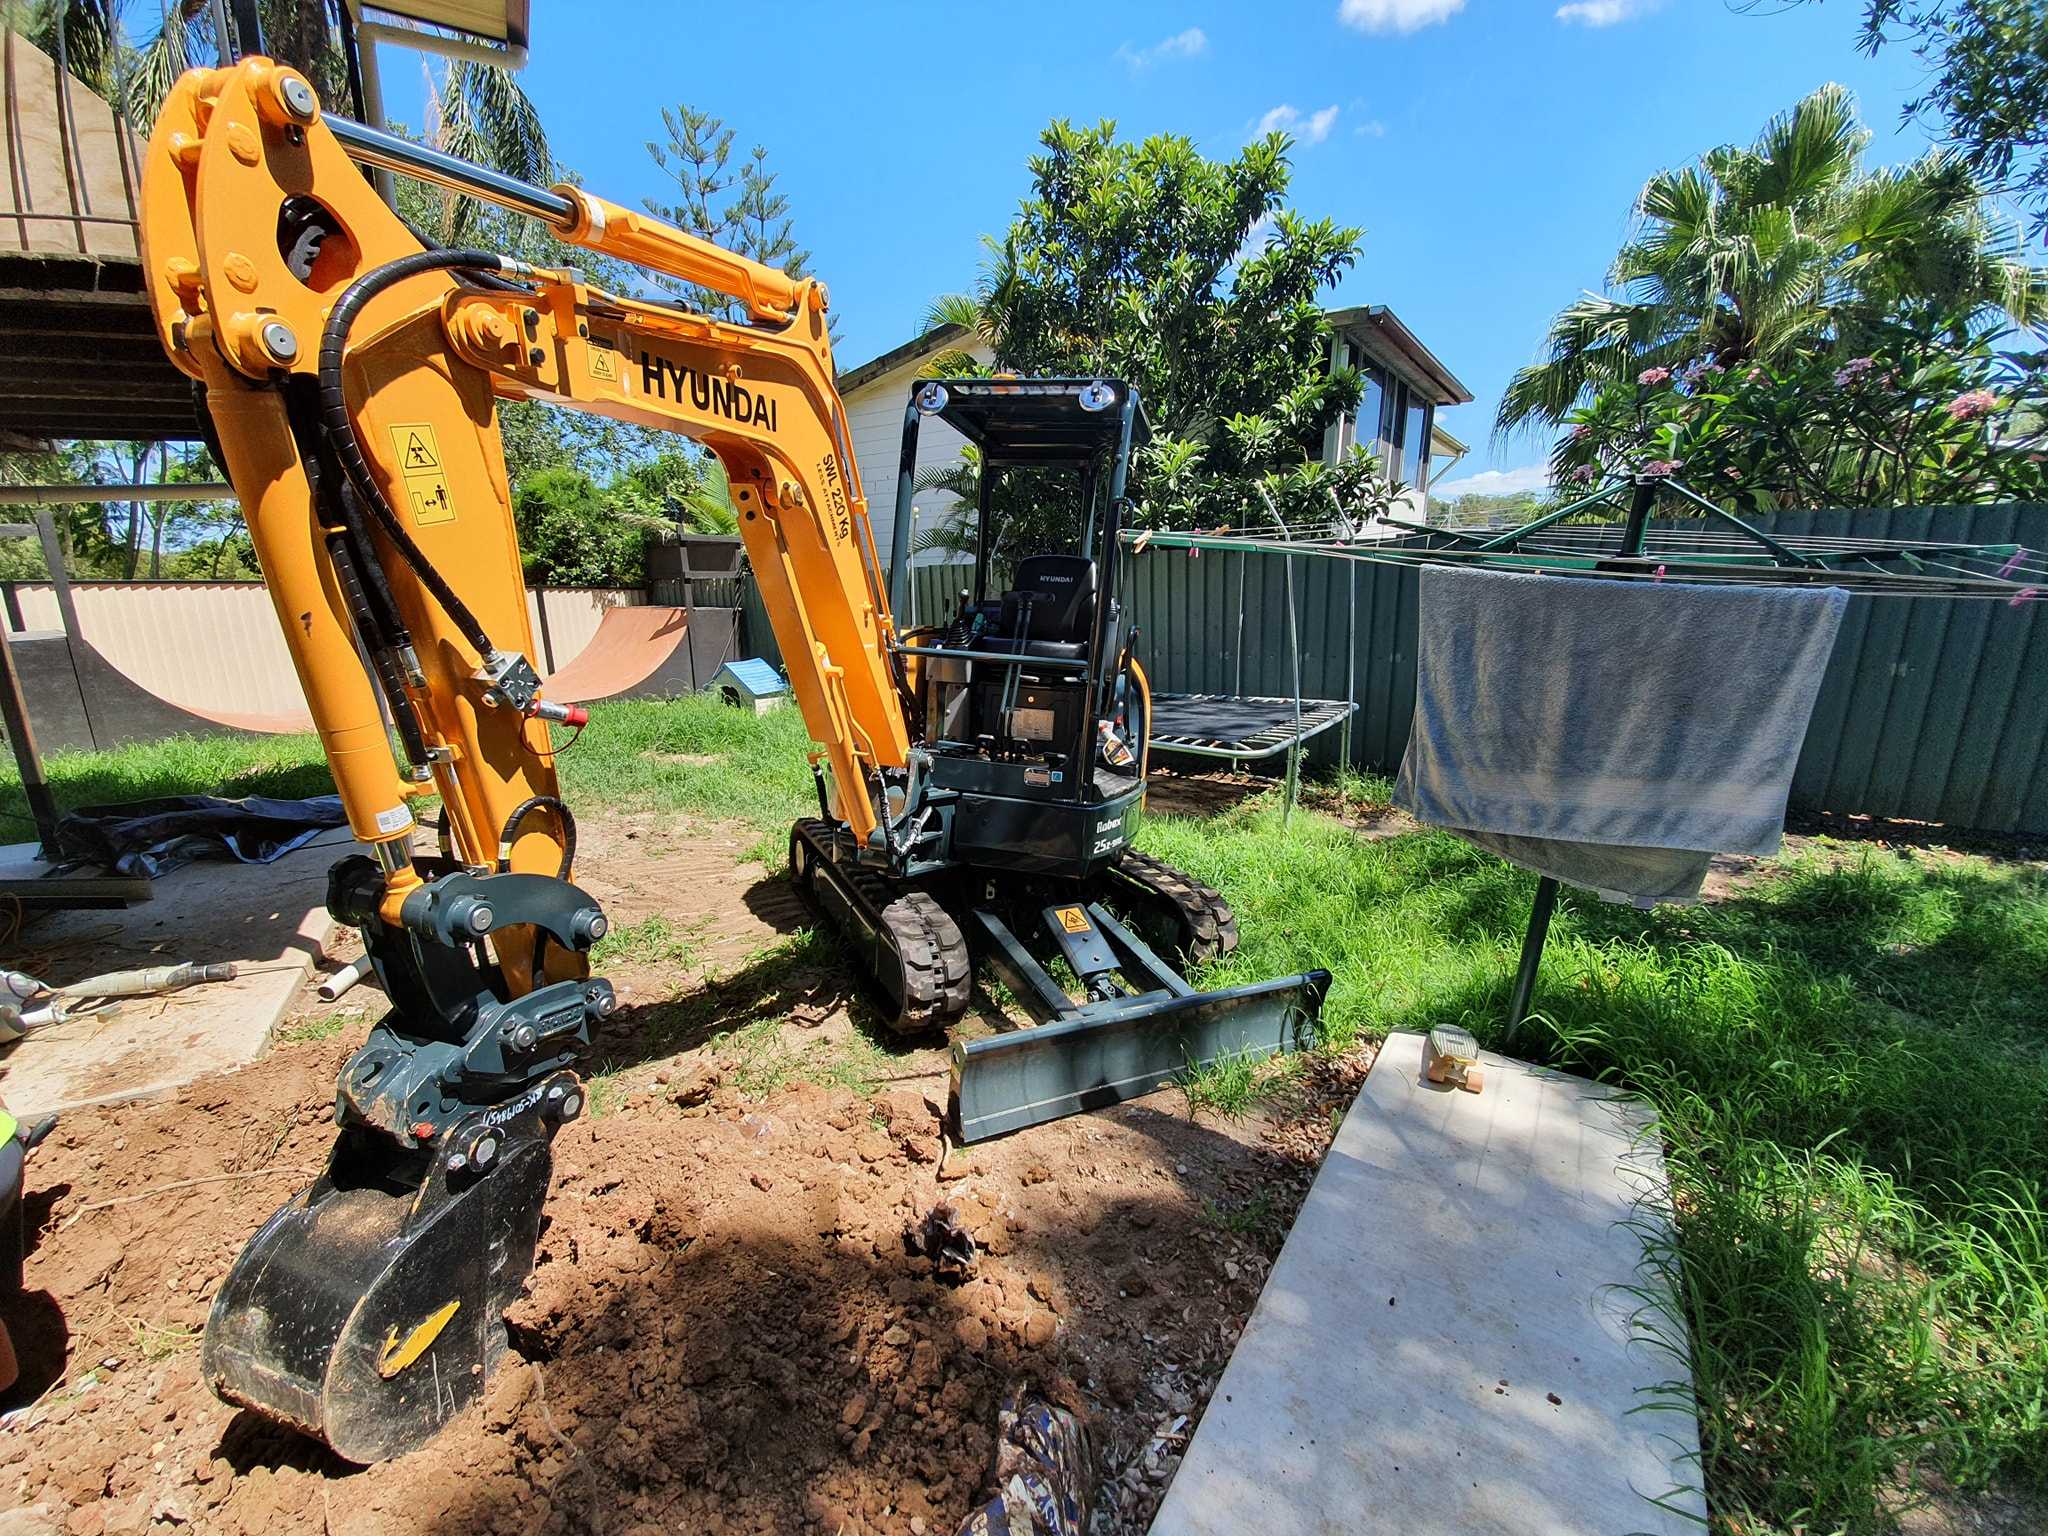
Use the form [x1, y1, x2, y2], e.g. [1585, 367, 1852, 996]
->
[379, 0, 1943, 495]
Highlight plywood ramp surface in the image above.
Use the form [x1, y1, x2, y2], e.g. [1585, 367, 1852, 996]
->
[1151, 1030, 1705, 1536]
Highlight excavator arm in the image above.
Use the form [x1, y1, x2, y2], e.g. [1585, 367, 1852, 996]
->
[137, 56, 909, 1461]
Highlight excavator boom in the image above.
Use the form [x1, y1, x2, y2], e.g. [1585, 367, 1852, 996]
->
[139, 57, 912, 1460]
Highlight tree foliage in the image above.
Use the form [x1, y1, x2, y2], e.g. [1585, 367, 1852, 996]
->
[1555, 322, 2047, 509]
[1498, 85, 2047, 441]
[643, 105, 816, 322]
[513, 466, 668, 587]
[923, 119, 1374, 554]
[1816, 1, 2048, 238]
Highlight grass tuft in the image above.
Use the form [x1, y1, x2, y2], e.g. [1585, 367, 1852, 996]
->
[590, 913, 702, 970]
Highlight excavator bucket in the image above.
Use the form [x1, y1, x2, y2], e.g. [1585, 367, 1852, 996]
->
[202, 1085, 567, 1463]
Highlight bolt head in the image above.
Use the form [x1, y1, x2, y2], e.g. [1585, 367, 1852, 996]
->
[511, 1023, 537, 1050]
[467, 902, 495, 934]
[558, 1091, 584, 1122]
[528, 346, 546, 367]
[280, 75, 317, 122]
[447, 1152, 468, 1172]
[259, 320, 298, 364]
[471, 1133, 499, 1169]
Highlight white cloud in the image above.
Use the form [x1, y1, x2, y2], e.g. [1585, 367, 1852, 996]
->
[1434, 464, 1552, 500]
[1337, 0, 1466, 34]
[1115, 26, 1208, 70]
[1354, 119, 1388, 138]
[1255, 103, 1341, 146]
[1556, 0, 1661, 25]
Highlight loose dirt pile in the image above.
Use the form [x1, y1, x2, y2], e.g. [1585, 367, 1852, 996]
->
[2, 871, 1367, 1535]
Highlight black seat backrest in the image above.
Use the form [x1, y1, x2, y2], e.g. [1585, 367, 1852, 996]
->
[1005, 555, 1097, 644]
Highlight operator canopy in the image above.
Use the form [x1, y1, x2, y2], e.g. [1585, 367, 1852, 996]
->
[913, 377, 1152, 464]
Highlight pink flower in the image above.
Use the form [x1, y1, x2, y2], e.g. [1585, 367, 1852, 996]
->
[1637, 367, 1672, 387]
[1834, 357, 1876, 387]
[1947, 389, 1999, 422]
[1641, 459, 1682, 478]
[1571, 423, 1594, 441]
[1744, 367, 1767, 384]
[1568, 465, 1597, 485]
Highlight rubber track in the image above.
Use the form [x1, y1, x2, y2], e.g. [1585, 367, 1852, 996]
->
[793, 820, 971, 1034]
[1109, 848, 1240, 964]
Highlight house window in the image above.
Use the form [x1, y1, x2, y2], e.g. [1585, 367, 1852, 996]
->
[1352, 366, 1384, 463]
[1382, 379, 1409, 482]
[1405, 395, 1432, 489]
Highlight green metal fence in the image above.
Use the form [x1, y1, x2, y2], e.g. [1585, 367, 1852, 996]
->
[741, 506, 2048, 833]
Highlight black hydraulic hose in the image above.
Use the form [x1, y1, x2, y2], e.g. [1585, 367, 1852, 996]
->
[497, 795, 576, 881]
[325, 529, 432, 769]
[318, 248, 512, 661]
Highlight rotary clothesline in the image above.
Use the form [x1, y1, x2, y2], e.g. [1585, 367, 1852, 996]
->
[1122, 474, 2044, 603]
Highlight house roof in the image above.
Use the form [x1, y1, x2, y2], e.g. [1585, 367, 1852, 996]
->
[836, 323, 969, 396]
[1324, 305, 1473, 407]
[838, 305, 1472, 411]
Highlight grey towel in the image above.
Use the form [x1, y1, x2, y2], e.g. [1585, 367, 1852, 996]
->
[1394, 565, 1848, 906]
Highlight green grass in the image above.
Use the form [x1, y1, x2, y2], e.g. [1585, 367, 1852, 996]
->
[1178, 1047, 1298, 1119]
[1141, 791, 2048, 1533]
[0, 695, 817, 858]
[273, 1007, 362, 1044]
[0, 730, 334, 832]
[589, 913, 702, 970]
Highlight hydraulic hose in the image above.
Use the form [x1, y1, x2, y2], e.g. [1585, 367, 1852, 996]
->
[317, 248, 520, 662]
[497, 795, 577, 881]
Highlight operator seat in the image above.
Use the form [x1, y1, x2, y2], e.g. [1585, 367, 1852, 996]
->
[998, 555, 1096, 660]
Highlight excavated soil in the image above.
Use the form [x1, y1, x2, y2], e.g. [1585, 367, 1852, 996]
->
[1, 816, 1367, 1536]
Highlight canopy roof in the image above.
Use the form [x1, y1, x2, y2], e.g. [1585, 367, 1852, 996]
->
[916, 377, 1151, 465]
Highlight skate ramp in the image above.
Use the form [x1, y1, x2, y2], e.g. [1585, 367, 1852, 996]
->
[542, 605, 735, 703]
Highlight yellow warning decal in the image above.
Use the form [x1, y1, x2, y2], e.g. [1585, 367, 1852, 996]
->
[587, 345, 617, 383]
[388, 423, 454, 527]
[377, 1299, 460, 1378]
[1055, 905, 1091, 935]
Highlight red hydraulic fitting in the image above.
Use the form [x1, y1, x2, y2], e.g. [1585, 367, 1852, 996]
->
[409, 1120, 437, 1141]
[528, 699, 588, 727]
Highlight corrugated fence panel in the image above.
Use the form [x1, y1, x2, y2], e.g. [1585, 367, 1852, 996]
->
[749, 510, 2048, 831]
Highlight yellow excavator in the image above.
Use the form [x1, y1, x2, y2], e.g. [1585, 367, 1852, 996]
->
[140, 57, 1327, 1461]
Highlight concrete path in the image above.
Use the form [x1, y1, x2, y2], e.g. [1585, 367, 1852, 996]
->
[1151, 1030, 1706, 1536]
[0, 829, 356, 1116]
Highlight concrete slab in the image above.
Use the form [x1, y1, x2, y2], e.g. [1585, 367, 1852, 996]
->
[0, 829, 357, 1116]
[1150, 1030, 1705, 1536]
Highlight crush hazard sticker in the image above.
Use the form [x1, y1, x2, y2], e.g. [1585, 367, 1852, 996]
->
[388, 422, 455, 526]
[1055, 906, 1092, 935]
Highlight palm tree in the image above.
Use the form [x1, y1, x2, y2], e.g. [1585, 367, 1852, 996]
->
[96, 0, 548, 225]
[1497, 84, 2048, 440]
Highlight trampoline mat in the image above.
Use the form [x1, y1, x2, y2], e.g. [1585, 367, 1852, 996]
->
[1149, 693, 1354, 759]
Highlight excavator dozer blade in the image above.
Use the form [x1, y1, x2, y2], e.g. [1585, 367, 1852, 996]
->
[950, 968, 1331, 1142]
[201, 1092, 563, 1463]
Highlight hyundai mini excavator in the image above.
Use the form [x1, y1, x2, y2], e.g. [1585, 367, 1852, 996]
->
[139, 58, 1326, 1462]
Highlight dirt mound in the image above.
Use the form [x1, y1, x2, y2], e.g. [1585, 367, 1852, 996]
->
[4, 960, 1365, 1535]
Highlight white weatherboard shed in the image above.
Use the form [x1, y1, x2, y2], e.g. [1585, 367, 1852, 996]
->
[835, 325, 994, 571]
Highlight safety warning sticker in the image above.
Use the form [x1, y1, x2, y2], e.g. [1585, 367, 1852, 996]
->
[588, 345, 618, 383]
[1055, 906, 1091, 934]
[388, 423, 455, 526]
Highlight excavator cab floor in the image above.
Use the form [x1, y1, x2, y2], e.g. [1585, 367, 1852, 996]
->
[201, 1076, 574, 1463]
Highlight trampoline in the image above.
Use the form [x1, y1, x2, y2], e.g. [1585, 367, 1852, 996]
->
[1148, 693, 1355, 761]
